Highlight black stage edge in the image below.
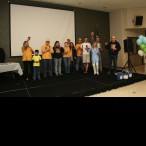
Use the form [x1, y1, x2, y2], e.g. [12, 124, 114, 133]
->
[0, 68, 146, 97]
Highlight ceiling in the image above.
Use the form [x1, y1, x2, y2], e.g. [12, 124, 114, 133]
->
[30, 0, 146, 12]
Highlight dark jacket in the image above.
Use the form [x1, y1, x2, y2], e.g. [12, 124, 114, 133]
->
[106, 41, 121, 55]
[0, 48, 5, 63]
[72, 48, 77, 61]
[53, 47, 64, 59]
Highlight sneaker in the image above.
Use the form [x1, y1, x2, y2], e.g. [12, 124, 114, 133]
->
[59, 73, 63, 76]
[97, 72, 99, 75]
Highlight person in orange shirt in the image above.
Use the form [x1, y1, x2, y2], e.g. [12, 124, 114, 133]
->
[75, 38, 84, 72]
[63, 42, 72, 74]
[22, 39, 34, 80]
[67, 39, 71, 48]
[41, 39, 54, 78]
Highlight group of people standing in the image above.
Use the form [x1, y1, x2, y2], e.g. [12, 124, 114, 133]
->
[22, 36, 121, 81]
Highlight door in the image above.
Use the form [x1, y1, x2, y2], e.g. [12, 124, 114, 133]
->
[128, 37, 143, 66]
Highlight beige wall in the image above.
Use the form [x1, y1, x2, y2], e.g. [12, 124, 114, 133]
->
[126, 8, 146, 29]
[110, 8, 146, 68]
[110, 9, 125, 67]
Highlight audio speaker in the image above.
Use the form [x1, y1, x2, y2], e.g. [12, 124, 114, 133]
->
[135, 16, 143, 25]
[124, 39, 133, 52]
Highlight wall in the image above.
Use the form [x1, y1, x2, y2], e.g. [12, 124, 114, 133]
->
[126, 8, 146, 29]
[110, 8, 146, 68]
[0, 0, 110, 68]
[110, 9, 125, 67]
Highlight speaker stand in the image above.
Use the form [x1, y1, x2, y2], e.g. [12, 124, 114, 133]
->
[122, 52, 137, 73]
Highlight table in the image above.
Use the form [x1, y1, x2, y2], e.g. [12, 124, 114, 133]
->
[0, 62, 23, 76]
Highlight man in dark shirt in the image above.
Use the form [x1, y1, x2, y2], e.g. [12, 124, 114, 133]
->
[106, 36, 121, 75]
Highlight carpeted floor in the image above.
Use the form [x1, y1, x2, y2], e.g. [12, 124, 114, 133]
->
[0, 68, 146, 97]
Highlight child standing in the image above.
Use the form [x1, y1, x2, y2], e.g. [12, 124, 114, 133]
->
[32, 50, 41, 81]
[89, 42, 100, 75]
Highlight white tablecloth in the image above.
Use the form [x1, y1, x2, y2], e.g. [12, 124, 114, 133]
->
[0, 63, 23, 76]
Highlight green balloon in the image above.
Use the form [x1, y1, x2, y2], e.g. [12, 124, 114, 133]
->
[140, 44, 145, 50]
[143, 48, 146, 54]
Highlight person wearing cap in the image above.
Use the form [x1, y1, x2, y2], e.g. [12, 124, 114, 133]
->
[106, 36, 121, 75]
[41, 39, 54, 78]
[75, 38, 84, 72]
[81, 38, 92, 74]
[96, 37, 103, 73]
[67, 39, 71, 48]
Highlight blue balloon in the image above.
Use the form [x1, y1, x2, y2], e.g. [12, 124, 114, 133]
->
[142, 37, 146, 44]
[137, 39, 143, 46]
[139, 35, 144, 40]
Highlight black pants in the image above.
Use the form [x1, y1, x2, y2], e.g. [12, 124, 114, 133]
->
[71, 61, 76, 72]
[23, 61, 33, 78]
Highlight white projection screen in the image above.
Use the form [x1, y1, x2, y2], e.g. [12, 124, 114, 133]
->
[10, 4, 75, 56]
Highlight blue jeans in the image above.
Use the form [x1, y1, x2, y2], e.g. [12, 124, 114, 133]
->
[76, 56, 84, 72]
[54, 58, 62, 75]
[108, 55, 118, 72]
[33, 66, 40, 79]
[63, 57, 71, 73]
[42, 59, 52, 75]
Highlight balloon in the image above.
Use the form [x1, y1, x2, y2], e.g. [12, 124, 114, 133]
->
[137, 39, 143, 46]
[143, 48, 146, 54]
[140, 44, 145, 50]
[142, 37, 146, 44]
[138, 50, 144, 57]
[139, 35, 144, 40]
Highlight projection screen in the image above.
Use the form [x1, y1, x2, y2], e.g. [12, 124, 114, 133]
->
[10, 4, 75, 56]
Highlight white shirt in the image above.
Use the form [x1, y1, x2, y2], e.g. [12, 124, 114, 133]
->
[97, 42, 102, 49]
[81, 42, 92, 55]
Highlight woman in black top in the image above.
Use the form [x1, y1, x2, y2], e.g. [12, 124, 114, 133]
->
[70, 42, 77, 72]
[53, 41, 64, 76]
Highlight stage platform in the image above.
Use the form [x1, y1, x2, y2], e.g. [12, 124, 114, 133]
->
[0, 69, 146, 97]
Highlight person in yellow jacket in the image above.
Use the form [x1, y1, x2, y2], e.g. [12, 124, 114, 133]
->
[75, 38, 84, 72]
[22, 39, 34, 80]
[41, 39, 54, 78]
[63, 42, 72, 74]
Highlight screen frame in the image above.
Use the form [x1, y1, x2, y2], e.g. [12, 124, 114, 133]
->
[9, 2, 76, 57]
